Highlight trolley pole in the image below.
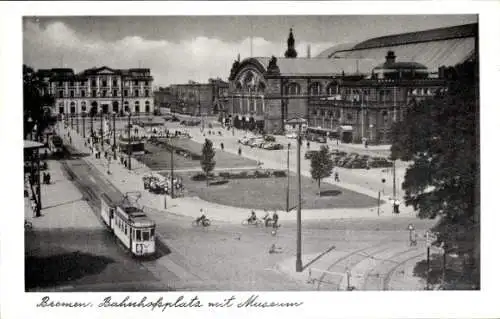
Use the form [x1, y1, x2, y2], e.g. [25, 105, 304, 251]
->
[128, 112, 131, 171]
[296, 124, 303, 272]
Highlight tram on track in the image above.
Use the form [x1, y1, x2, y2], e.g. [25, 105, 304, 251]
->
[100, 192, 156, 257]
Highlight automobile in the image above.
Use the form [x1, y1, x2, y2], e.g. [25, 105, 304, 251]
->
[305, 150, 318, 159]
[249, 138, 265, 148]
[315, 136, 327, 143]
[238, 137, 252, 145]
[262, 142, 283, 150]
[263, 135, 276, 142]
[286, 132, 297, 139]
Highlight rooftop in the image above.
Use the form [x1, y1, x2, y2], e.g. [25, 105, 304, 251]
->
[251, 57, 378, 76]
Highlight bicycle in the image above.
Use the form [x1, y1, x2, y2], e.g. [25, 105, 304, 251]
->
[192, 218, 211, 227]
[242, 218, 264, 227]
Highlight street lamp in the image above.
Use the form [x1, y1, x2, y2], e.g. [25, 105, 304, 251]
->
[100, 111, 104, 149]
[286, 117, 307, 272]
[286, 142, 291, 212]
[90, 112, 94, 139]
[76, 112, 79, 134]
[82, 111, 86, 138]
[127, 111, 132, 170]
[112, 111, 117, 160]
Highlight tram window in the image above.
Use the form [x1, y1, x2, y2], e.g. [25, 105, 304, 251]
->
[110, 209, 114, 219]
[150, 228, 155, 237]
[136, 229, 142, 241]
[143, 231, 150, 241]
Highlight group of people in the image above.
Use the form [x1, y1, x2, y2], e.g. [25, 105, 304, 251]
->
[196, 209, 280, 229]
[247, 209, 280, 228]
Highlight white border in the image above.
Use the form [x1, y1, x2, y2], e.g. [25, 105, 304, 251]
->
[1, 2, 500, 319]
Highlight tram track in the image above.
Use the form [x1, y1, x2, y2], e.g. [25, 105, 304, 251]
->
[382, 252, 426, 290]
[316, 239, 394, 290]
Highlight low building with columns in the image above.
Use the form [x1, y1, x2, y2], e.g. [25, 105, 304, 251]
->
[42, 66, 154, 116]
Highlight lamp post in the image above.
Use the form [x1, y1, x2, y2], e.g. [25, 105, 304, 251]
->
[71, 113, 74, 130]
[76, 112, 79, 134]
[90, 113, 94, 138]
[392, 159, 397, 214]
[82, 111, 86, 138]
[100, 111, 104, 149]
[286, 142, 291, 212]
[286, 117, 306, 272]
[112, 111, 117, 160]
[127, 111, 132, 170]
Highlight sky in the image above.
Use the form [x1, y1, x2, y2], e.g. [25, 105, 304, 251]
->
[23, 15, 477, 87]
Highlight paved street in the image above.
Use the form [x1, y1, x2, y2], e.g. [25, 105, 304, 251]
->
[42, 120, 439, 291]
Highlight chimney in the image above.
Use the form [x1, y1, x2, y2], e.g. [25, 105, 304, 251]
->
[307, 45, 311, 58]
[385, 51, 396, 64]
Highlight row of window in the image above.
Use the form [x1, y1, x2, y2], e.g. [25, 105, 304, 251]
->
[57, 79, 149, 87]
[310, 108, 393, 120]
[114, 217, 154, 241]
[282, 83, 436, 97]
[60, 100, 151, 113]
[58, 89, 150, 98]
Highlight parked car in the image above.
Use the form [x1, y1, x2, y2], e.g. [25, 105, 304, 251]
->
[315, 136, 327, 143]
[286, 132, 297, 139]
[305, 150, 318, 159]
[263, 135, 276, 142]
[262, 142, 283, 150]
[249, 138, 265, 148]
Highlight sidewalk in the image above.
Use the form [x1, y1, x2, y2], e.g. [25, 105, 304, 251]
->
[25, 159, 102, 257]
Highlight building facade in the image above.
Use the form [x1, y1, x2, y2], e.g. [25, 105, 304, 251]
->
[227, 25, 476, 143]
[41, 66, 154, 116]
[167, 79, 229, 116]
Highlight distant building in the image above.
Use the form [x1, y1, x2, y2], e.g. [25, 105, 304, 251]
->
[39, 66, 154, 116]
[167, 78, 229, 116]
[227, 24, 477, 143]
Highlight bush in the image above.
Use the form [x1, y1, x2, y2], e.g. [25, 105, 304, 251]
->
[273, 170, 287, 178]
[191, 173, 207, 181]
[219, 172, 231, 179]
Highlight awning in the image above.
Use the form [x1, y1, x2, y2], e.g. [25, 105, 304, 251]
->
[339, 125, 353, 131]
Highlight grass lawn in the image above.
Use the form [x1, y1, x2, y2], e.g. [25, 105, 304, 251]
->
[140, 139, 258, 170]
[173, 171, 380, 210]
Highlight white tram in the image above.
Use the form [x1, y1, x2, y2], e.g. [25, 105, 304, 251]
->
[100, 192, 156, 257]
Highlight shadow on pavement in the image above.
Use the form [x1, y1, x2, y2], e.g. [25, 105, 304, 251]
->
[319, 189, 342, 197]
[25, 251, 115, 290]
[302, 245, 337, 270]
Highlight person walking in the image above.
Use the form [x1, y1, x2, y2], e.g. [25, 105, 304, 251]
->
[220, 142, 224, 151]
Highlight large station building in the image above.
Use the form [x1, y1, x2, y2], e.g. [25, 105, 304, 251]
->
[226, 23, 477, 143]
[39, 66, 154, 116]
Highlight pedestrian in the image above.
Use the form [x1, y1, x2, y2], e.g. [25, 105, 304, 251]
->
[220, 142, 224, 151]
[394, 199, 400, 214]
[306, 141, 310, 149]
[272, 210, 279, 229]
[334, 171, 340, 182]
[238, 147, 242, 156]
[31, 198, 37, 217]
[46, 172, 51, 184]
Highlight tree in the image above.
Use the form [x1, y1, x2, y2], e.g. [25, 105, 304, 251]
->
[23, 65, 54, 140]
[310, 145, 334, 196]
[390, 60, 479, 288]
[201, 138, 216, 186]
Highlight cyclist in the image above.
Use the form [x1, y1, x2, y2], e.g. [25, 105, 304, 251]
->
[196, 209, 208, 226]
[272, 210, 279, 229]
[248, 210, 257, 224]
[262, 210, 271, 227]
